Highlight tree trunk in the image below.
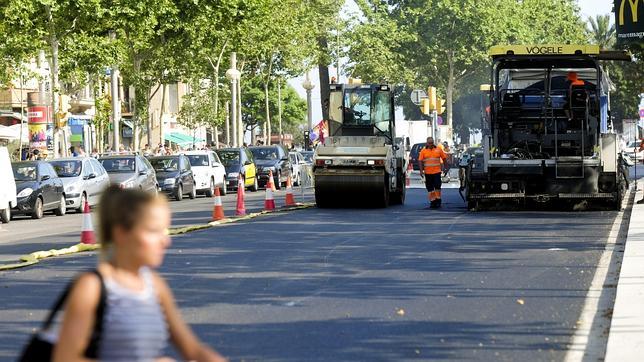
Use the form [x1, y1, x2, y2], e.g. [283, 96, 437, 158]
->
[45, 5, 62, 157]
[446, 52, 455, 131]
[277, 79, 283, 145]
[264, 81, 271, 144]
[317, 37, 330, 121]
[159, 83, 167, 147]
[225, 100, 230, 146]
[238, 60, 244, 146]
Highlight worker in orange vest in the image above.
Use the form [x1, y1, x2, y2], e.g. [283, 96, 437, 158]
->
[418, 137, 448, 208]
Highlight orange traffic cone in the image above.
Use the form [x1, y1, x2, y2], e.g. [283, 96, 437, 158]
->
[235, 175, 246, 216]
[406, 160, 413, 186]
[264, 174, 276, 211]
[268, 169, 277, 192]
[212, 187, 225, 221]
[80, 201, 96, 244]
[285, 175, 296, 206]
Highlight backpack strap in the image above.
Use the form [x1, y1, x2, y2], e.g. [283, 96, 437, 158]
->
[40, 269, 107, 357]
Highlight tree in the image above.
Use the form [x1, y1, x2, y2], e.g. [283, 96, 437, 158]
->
[240, 77, 306, 144]
[587, 14, 616, 49]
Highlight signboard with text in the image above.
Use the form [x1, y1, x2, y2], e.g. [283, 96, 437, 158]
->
[615, 0, 644, 44]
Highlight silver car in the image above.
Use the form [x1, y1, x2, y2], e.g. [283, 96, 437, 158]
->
[48, 157, 110, 212]
[98, 155, 158, 193]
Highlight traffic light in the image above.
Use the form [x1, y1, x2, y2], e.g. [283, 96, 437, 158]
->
[421, 98, 431, 115]
[427, 86, 437, 111]
[436, 97, 445, 114]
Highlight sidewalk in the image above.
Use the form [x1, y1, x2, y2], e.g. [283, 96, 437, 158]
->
[606, 182, 644, 361]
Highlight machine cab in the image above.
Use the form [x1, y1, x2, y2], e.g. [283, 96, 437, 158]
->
[327, 82, 396, 143]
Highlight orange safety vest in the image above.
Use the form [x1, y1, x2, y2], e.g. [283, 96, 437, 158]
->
[419, 147, 447, 175]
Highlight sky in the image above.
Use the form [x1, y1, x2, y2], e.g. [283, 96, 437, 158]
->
[287, 0, 616, 126]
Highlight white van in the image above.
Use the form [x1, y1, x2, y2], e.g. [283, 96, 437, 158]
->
[0, 146, 17, 223]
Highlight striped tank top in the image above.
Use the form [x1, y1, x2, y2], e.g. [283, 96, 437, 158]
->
[99, 267, 169, 361]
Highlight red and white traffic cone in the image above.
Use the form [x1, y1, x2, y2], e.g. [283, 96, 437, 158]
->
[212, 187, 225, 221]
[268, 169, 277, 192]
[80, 201, 96, 244]
[406, 160, 413, 186]
[235, 175, 246, 216]
[285, 175, 296, 206]
[264, 174, 276, 211]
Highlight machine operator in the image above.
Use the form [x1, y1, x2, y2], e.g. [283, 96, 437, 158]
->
[418, 137, 448, 208]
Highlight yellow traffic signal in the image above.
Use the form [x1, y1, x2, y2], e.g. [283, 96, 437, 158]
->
[437, 97, 446, 114]
[421, 98, 431, 115]
[427, 86, 437, 111]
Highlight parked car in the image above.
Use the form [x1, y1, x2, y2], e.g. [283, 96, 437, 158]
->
[183, 150, 227, 196]
[0, 146, 17, 223]
[216, 147, 259, 192]
[288, 151, 308, 186]
[249, 145, 291, 189]
[11, 161, 66, 219]
[149, 155, 196, 201]
[48, 157, 110, 212]
[98, 155, 157, 193]
[409, 143, 425, 171]
[300, 150, 314, 165]
[624, 140, 642, 162]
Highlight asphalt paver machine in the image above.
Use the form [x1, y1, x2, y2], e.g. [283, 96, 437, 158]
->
[464, 45, 631, 210]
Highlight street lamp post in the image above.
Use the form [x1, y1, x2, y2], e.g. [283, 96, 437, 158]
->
[302, 72, 315, 150]
[226, 53, 241, 147]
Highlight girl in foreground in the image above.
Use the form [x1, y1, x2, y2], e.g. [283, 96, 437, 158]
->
[54, 186, 226, 362]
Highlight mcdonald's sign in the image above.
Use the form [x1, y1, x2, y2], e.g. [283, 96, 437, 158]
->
[615, 0, 644, 44]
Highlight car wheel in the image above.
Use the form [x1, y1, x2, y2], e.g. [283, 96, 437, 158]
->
[205, 178, 215, 197]
[175, 184, 183, 201]
[221, 178, 228, 196]
[250, 176, 259, 192]
[0, 207, 10, 224]
[77, 193, 87, 213]
[189, 182, 196, 199]
[275, 172, 282, 190]
[54, 195, 66, 216]
[31, 197, 44, 219]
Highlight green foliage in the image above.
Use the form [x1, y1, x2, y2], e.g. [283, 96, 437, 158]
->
[240, 78, 306, 135]
[587, 14, 616, 49]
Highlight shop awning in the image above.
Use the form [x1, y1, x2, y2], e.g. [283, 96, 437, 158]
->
[164, 131, 204, 146]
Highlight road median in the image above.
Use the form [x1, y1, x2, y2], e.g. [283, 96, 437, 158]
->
[0, 203, 315, 271]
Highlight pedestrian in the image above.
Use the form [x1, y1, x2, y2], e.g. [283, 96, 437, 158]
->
[31, 149, 41, 160]
[418, 137, 448, 209]
[69, 146, 79, 157]
[52, 186, 226, 362]
[143, 144, 152, 157]
[90, 148, 99, 158]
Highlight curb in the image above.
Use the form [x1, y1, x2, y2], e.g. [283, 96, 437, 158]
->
[0, 203, 315, 272]
[605, 183, 644, 361]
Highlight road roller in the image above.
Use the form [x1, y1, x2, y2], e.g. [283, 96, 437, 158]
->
[313, 81, 406, 208]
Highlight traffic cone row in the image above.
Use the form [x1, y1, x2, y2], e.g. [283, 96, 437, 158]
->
[80, 200, 96, 244]
[212, 187, 225, 221]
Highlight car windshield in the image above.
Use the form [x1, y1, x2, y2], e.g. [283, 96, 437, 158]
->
[301, 152, 314, 163]
[216, 150, 240, 165]
[49, 160, 82, 177]
[150, 158, 179, 172]
[187, 155, 209, 167]
[12, 164, 37, 181]
[251, 147, 278, 160]
[99, 158, 136, 173]
[289, 154, 297, 163]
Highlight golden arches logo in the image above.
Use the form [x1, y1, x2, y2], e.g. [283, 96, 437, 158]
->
[619, 0, 640, 26]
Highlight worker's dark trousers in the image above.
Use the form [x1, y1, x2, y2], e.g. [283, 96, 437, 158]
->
[424, 172, 442, 207]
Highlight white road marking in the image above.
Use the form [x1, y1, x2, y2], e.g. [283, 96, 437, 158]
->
[564, 189, 633, 362]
